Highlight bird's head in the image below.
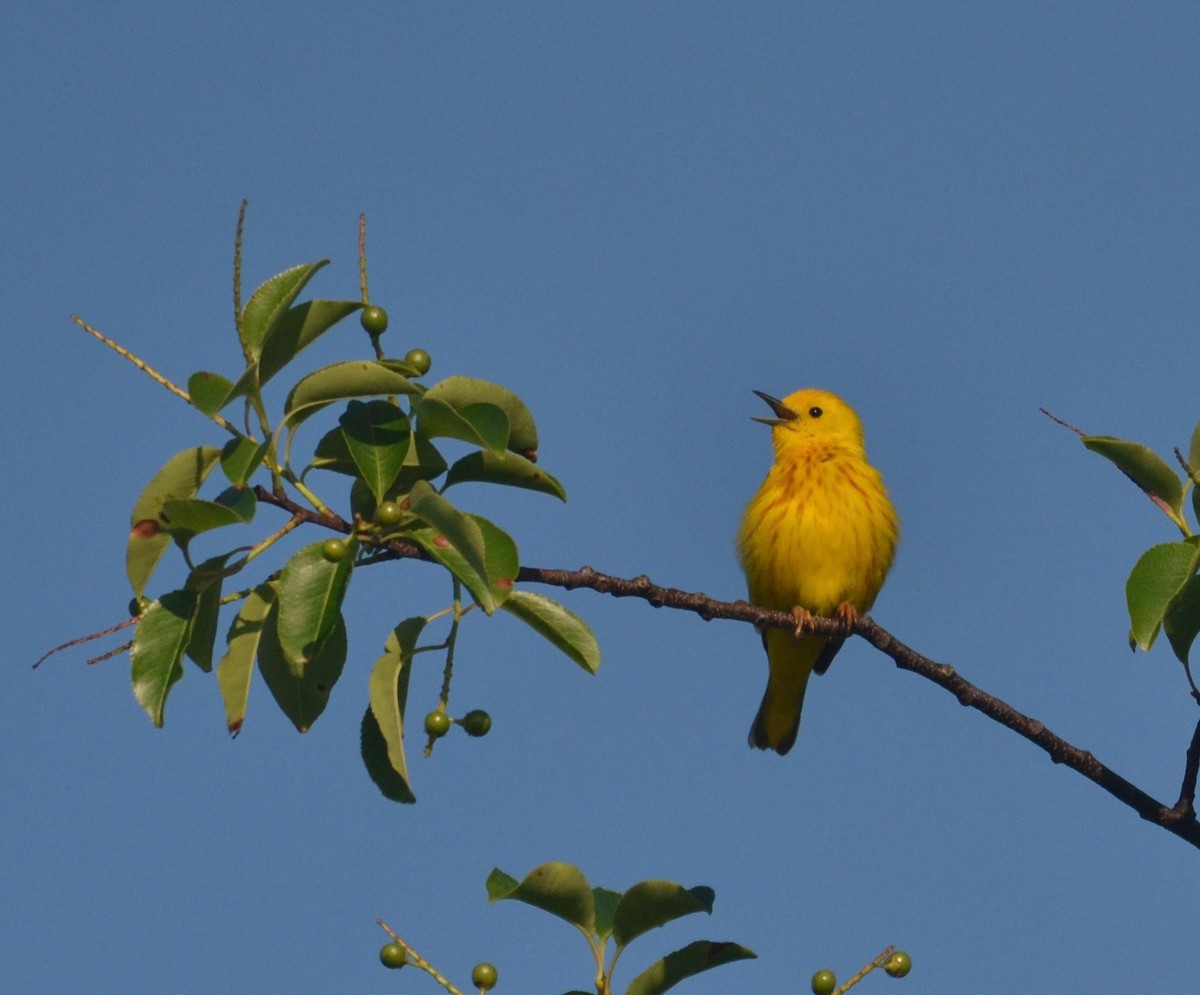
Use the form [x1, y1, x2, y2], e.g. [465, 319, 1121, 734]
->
[752, 388, 868, 458]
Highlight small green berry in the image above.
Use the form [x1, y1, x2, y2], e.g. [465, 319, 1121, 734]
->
[424, 710, 452, 737]
[321, 538, 349, 563]
[375, 500, 403, 526]
[471, 961, 498, 990]
[360, 305, 389, 334]
[461, 709, 493, 737]
[405, 348, 432, 376]
[379, 943, 407, 969]
[811, 969, 837, 995]
[884, 951, 911, 978]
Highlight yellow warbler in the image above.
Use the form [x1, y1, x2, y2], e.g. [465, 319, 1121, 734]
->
[737, 388, 899, 754]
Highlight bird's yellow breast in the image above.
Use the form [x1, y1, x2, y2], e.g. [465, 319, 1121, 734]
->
[737, 446, 898, 616]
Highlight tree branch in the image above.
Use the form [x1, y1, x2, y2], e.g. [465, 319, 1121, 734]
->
[253, 486, 1200, 850]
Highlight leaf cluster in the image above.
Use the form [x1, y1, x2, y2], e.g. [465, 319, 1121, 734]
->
[1073, 421, 1200, 683]
[486, 862, 755, 994]
[120, 232, 598, 802]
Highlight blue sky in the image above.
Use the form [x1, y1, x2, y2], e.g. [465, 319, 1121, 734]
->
[5, 3, 1200, 992]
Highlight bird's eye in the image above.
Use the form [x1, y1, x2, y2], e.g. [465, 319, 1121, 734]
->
[808, 406, 823, 418]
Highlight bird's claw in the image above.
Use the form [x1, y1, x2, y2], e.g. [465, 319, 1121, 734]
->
[791, 603, 858, 638]
[834, 602, 859, 634]
[790, 606, 815, 639]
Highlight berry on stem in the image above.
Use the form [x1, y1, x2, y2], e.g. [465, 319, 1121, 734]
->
[471, 962, 498, 990]
[405, 348, 431, 375]
[375, 500, 402, 527]
[461, 709, 492, 737]
[885, 951, 912, 978]
[811, 969, 836, 995]
[379, 943, 407, 969]
[424, 710, 451, 737]
[360, 305, 389, 334]
[321, 539, 349, 562]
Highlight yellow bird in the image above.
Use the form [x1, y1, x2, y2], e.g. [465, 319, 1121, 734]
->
[737, 388, 899, 754]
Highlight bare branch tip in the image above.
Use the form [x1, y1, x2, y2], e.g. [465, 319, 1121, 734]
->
[1039, 407, 1085, 437]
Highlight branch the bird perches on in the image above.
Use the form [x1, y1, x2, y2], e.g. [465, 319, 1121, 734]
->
[252, 486, 1200, 852]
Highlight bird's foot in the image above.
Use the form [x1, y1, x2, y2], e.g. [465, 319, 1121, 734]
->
[790, 606, 816, 639]
[834, 602, 859, 634]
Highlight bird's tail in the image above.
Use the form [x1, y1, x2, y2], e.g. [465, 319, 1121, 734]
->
[748, 629, 841, 755]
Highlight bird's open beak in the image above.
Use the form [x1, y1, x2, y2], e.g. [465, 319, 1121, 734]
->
[751, 390, 798, 426]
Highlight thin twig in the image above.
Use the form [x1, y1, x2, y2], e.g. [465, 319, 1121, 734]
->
[375, 918, 465, 995]
[834, 945, 894, 994]
[71, 316, 239, 436]
[1039, 407, 1085, 436]
[358, 213, 369, 304]
[234, 198, 248, 353]
[33, 616, 136, 669]
[1174, 446, 1200, 486]
[88, 641, 133, 665]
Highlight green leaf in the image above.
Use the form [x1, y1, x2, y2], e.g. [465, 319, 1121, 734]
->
[1165, 572, 1200, 665]
[257, 299, 362, 387]
[275, 539, 355, 672]
[500, 591, 600, 673]
[613, 882, 715, 948]
[185, 581, 222, 672]
[282, 360, 419, 428]
[1126, 541, 1200, 651]
[313, 427, 449, 493]
[126, 446, 222, 599]
[362, 618, 426, 804]
[240, 260, 329, 360]
[1083, 435, 1185, 520]
[226, 362, 263, 406]
[422, 375, 539, 452]
[215, 581, 277, 736]
[392, 432, 449, 492]
[407, 481, 495, 612]
[444, 450, 567, 501]
[310, 427, 358, 477]
[412, 395, 510, 454]
[131, 589, 197, 727]
[485, 867, 520, 897]
[486, 863, 595, 933]
[593, 888, 622, 943]
[361, 708, 415, 804]
[339, 400, 412, 503]
[408, 526, 492, 613]
[187, 371, 234, 415]
[257, 608, 347, 733]
[624, 941, 757, 995]
[220, 436, 269, 486]
[161, 486, 256, 540]
[182, 552, 240, 673]
[473, 515, 519, 607]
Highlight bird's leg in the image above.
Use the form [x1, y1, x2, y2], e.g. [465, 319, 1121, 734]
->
[834, 602, 859, 635]
[790, 606, 815, 639]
